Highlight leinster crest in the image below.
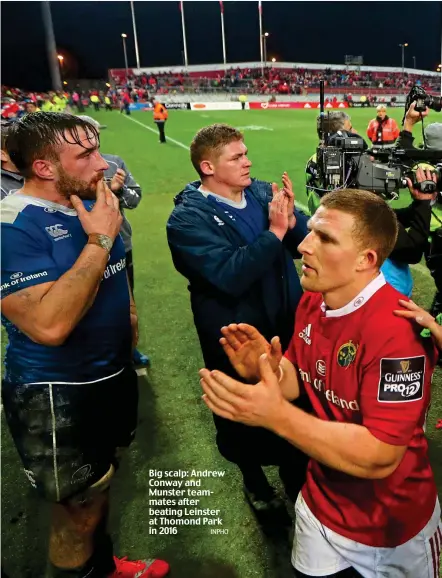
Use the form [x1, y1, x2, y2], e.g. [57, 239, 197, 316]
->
[337, 340, 358, 368]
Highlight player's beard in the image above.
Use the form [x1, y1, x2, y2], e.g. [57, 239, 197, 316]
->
[55, 165, 103, 201]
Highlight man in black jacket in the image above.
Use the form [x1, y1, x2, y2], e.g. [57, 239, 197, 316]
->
[396, 102, 442, 316]
[167, 124, 310, 518]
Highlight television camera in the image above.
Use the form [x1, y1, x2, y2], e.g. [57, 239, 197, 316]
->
[315, 82, 442, 200]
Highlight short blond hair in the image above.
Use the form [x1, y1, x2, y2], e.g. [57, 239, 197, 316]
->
[320, 189, 398, 266]
[376, 104, 387, 112]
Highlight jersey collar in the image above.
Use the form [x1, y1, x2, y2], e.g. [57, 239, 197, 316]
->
[320, 272, 386, 318]
[11, 194, 78, 215]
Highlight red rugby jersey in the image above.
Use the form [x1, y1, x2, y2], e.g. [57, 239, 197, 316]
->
[285, 274, 437, 547]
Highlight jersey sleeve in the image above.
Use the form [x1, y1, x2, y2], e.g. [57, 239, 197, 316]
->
[359, 329, 434, 446]
[1, 225, 59, 298]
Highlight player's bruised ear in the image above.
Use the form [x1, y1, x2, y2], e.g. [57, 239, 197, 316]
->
[355, 249, 378, 272]
[32, 158, 57, 181]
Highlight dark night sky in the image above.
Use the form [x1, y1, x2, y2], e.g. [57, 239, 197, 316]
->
[2, 1, 441, 91]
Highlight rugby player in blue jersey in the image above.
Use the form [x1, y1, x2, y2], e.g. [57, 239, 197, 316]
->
[1, 113, 169, 578]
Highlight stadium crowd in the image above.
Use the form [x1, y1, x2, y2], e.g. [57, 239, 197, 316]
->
[1, 76, 442, 578]
[110, 66, 440, 95]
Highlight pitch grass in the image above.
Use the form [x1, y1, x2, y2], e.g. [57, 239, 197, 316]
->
[1, 108, 441, 577]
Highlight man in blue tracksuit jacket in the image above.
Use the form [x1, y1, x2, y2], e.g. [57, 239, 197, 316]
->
[167, 124, 310, 518]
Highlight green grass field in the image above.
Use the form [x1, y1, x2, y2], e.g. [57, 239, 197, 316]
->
[2, 107, 441, 577]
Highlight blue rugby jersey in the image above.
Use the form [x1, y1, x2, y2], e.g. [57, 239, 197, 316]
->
[1, 194, 132, 383]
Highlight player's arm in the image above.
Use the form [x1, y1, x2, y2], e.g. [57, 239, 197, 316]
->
[202, 360, 406, 480]
[1, 182, 122, 346]
[272, 402, 406, 479]
[118, 160, 142, 210]
[2, 241, 111, 346]
[201, 329, 429, 479]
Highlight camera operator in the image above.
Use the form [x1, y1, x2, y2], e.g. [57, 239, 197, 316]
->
[305, 112, 364, 216]
[306, 112, 433, 296]
[398, 102, 442, 316]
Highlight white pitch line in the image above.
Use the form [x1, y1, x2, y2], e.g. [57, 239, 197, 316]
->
[123, 114, 190, 151]
[122, 114, 433, 282]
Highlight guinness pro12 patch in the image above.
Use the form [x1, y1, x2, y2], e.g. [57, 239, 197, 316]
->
[377, 356, 425, 403]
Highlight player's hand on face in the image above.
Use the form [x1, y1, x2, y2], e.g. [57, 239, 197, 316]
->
[220, 323, 282, 381]
[110, 168, 126, 193]
[199, 354, 285, 428]
[71, 179, 123, 241]
[406, 167, 438, 202]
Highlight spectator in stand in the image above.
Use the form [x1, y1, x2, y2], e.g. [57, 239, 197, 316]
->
[25, 102, 40, 114]
[367, 105, 400, 147]
[152, 97, 168, 144]
[1, 99, 20, 119]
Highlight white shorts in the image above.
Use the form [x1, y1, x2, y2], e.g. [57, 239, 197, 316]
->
[292, 493, 442, 577]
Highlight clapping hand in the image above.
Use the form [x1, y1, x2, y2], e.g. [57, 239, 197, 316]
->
[220, 323, 282, 382]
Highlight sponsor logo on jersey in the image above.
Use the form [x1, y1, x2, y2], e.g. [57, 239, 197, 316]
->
[316, 360, 326, 376]
[377, 356, 425, 403]
[45, 224, 71, 241]
[337, 340, 358, 368]
[298, 368, 359, 411]
[103, 257, 126, 280]
[71, 464, 94, 485]
[299, 324, 312, 345]
[1, 270, 49, 292]
[213, 215, 225, 226]
[353, 296, 365, 308]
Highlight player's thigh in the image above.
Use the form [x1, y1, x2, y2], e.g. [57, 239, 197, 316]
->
[1, 378, 122, 502]
[292, 494, 351, 576]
